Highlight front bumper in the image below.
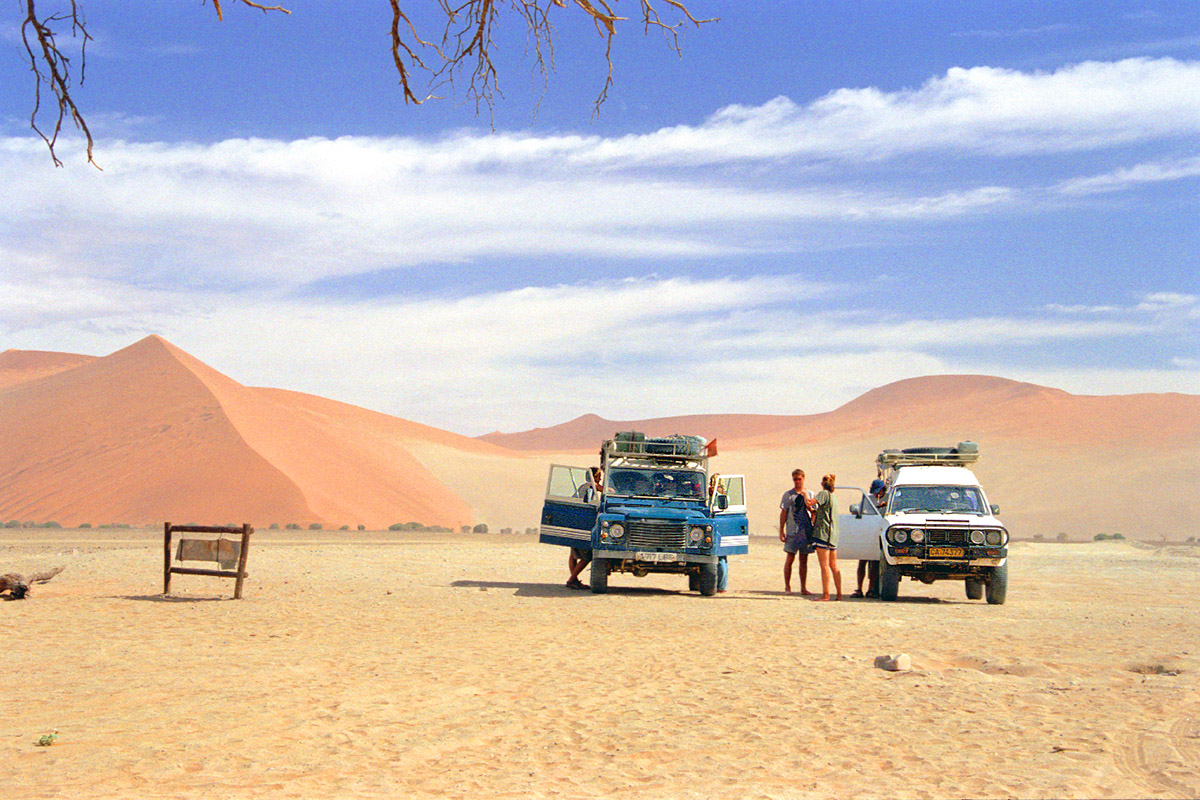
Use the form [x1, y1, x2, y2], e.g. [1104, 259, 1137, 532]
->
[886, 544, 1007, 576]
[591, 549, 717, 565]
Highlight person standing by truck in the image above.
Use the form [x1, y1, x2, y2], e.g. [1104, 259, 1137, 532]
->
[779, 469, 814, 594]
[812, 474, 842, 601]
[566, 467, 602, 590]
[854, 474, 886, 597]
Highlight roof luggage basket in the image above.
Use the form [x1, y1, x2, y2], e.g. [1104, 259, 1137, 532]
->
[606, 432, 709, 459]
[877, 441, 980, 469]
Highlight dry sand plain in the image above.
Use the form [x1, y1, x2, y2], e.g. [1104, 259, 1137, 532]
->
[4, 531, 1199, 799]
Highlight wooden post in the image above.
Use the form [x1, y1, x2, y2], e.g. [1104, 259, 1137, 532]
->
[233, 523, 252, 599]
[163, 521, 173, 594]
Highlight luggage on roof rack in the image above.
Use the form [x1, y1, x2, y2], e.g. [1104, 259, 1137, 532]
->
[646, 435, 707, 456]
[606, 432, 708, 458]
[878, 441, 980, 468]
[612, 431, 646, 453]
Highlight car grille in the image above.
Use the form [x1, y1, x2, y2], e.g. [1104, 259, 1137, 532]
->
[927, 529, 968, 545]
[627, 519, 688, 550]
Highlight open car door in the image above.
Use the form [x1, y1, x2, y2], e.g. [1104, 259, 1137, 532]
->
[539, 464, 599, 548]
[838, 486, 886, 561]
[711, 474, 749, 555]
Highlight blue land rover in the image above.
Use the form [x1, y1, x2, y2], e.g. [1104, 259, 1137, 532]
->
[539, 432, 749, 595]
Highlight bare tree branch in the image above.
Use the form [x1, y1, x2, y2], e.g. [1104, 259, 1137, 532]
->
[21, 0, 96, 167]
[209, 0, 291, 23]
[20, 1, 713, 166]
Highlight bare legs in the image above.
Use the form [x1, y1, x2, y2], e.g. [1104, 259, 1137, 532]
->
[816, 547, 842, 601]
[567, 549, 591, 588]
[783, 552, 810, 594]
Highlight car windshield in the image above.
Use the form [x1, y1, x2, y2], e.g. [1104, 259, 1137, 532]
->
[890, 485, 987, 515]
[607, 468, 706, 499]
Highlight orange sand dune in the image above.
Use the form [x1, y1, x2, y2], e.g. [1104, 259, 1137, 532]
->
[0, 336, 472, 529]
[0, 348, 96, 389]
[482, 374, 1200, 452]
[4, 338, 1196, 538]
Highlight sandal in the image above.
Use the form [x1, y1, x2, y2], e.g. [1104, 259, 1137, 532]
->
[851, 590, 864, 598]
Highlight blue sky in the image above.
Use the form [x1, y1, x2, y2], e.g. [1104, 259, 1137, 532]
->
[2, 1, 1198, 434]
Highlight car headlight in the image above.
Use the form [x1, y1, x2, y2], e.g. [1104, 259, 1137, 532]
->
[609, 523, 625, 539]
[970, 530, 985, 545]
[986, 530, 1004, 546]
[909, 529, 925, 543]
[892, 529, 908, 544]
[689, 526, 703, 543]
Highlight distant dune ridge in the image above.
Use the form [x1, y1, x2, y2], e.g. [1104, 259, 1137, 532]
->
[1, 336, 1197, 538]
[0, 348, 96, 389]
[481, 374, 1200, 452]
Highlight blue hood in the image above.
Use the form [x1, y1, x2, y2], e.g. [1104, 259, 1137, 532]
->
[604, 499, 709, 521]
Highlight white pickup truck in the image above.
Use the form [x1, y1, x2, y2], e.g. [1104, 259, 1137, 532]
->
[837, 443, 1009, 604]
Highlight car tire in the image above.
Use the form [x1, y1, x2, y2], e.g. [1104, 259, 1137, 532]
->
[590, 557, 609, 594]
[688, 572, 700, 592]
[965, 577, 984, 600]
[985, 563, 1008, 605]
[698, 561, 718, 596]
[879, 556, 900, 601]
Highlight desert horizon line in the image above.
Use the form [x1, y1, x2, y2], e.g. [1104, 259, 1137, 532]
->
[5, 333, 1194, 442]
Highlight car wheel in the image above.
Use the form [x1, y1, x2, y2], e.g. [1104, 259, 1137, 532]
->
[965, 577, 984, 600]
[985, 563, 1008, 605]
[698, 561, 718, 596]
[590, 557, 609, 594]
[879, 556, 900, 601]
[688, 572, 700, 592]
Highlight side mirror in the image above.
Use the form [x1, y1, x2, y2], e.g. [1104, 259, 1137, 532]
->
[990, 504, 1000, 515]
[715, 494, 729, 511]
[850, 503, 862, 519]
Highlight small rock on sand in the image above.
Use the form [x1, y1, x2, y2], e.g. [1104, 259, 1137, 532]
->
[875, 653, 912, 671]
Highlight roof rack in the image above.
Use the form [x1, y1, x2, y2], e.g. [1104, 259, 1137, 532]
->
[877, 441, 980, 469]
[603, 432, 712, 461]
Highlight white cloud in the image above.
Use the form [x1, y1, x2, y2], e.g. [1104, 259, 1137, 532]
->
[3, 58, 1197, 293]
[5, 275, 1193, 433]
[1137, 292, 1196, 310]
[1056, 154, 1200, 194]
[0, 135, 1027, 288]
[1042, 303, 1122, 314]
[576, 58, 1200, 164]
[14, 57, 1200, 172]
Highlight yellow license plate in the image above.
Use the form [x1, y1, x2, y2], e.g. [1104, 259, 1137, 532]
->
[928, 547, 965, 558]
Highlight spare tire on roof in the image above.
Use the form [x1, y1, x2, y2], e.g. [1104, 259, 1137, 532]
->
[901, 447, 957, 455]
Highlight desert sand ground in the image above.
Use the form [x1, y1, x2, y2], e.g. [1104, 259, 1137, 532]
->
[3, 531, 1199, 799]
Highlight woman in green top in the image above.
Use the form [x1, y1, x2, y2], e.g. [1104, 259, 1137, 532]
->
[812, 474, 842, 601]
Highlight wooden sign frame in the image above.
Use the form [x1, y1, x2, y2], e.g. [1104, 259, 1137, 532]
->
[163, 522, 253, 599]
